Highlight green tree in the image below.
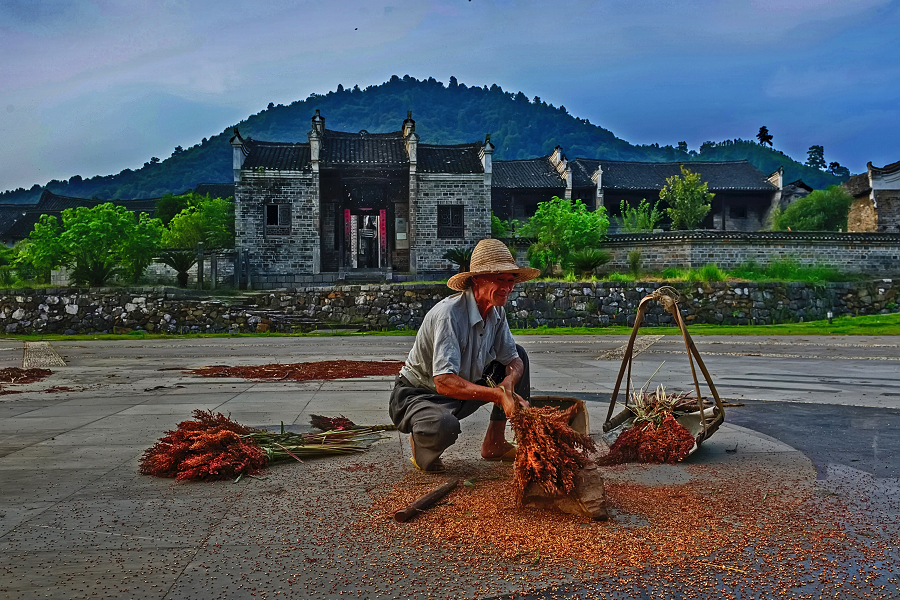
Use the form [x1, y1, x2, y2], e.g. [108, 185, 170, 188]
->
[520, 196, 609, 272]
[806, 145, 826, 170]
[162, 196, 235, 250]
[156, 193, 193, 225]
[20, 203, 163, 286]
[17, 215, 63, 282]
[774, 185, 853, 231]
[756, 126, 773, 147]
[491, 212, 510, 238]
[828, 162, 851, 178]
[615, 198, 663, 232]
[659, 166, 714, 230]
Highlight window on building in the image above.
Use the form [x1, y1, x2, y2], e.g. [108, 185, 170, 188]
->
[265, 203, 291, 236]
[730, 205, 748, 219]
[437, 205, 464, 238]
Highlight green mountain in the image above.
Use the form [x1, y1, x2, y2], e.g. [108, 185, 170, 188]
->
[0, 75, 843, 203]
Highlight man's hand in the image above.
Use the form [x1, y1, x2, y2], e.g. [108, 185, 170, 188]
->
[497, 381, 528, 418]
[434, 372, 528, 418]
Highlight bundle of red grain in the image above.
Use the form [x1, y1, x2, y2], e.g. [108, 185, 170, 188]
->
[601, 414, 695, 465]
[139, 410, 266, 481]
[509, 405, 596, 505]
[600, 385, 697, 466]
[140, 410, 392, 482]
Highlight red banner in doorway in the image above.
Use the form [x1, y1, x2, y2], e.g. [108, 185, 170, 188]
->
[379, 209, 387, 259]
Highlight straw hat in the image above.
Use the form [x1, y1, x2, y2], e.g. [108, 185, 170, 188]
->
[446, 238, 540, 291]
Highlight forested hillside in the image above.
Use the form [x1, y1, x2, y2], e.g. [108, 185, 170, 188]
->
[0, 75, 842, 203]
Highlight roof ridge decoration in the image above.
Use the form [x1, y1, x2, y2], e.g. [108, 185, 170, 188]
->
[869, 160, 900, 176]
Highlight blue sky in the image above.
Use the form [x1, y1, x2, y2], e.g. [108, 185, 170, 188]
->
[1, 0, 898, 192]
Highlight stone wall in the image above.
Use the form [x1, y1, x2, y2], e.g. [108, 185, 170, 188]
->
[235, 171, 321, 286]
[0, 279, 895, 335]
[848, 197, 878, 233]
[411, 173, 491, 273]
[509, 231, 900, 275]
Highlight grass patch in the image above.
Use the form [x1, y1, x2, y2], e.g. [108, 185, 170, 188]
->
[510, 312, 900, 336]
[728, 258, 848, 284]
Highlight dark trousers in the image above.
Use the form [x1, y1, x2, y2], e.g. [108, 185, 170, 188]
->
[388, 345, 530, 469]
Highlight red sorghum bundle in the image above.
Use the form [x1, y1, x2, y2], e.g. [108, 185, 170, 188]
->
[310, 414, 357, 431]
[510, 405, 596, 505]
[139, 410, 267, 481]
[141, 411, 393, 482]
[601, 414, 695, 465]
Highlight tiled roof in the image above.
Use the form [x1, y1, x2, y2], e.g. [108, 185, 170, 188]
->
[321, 129, 408, 167]
[571, 159, 777, 192]
[0, 206, 27, 241]
[242, 140, 311, 171]
[843, 173, 871, 198]
[492, 157, 565, 189]
[0, 191, 160, 242]
[418, 143, 484, 174]
[116, 197, 160, 214]
[34, 190, 103, 211]
[193, 183, 235, 199]
[785, 179, 813, 192]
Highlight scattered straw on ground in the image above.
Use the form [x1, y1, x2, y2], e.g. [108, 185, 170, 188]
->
[186, 360, 404, 382]
[0, 367, 52, 385]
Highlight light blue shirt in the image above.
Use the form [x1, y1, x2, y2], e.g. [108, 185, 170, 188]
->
[400, 288, 518, 391]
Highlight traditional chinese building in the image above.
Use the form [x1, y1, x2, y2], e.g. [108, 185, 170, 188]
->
[230, 111, 492, 286]
[845, 161, 900, 233]
[491, 148, 781, 232]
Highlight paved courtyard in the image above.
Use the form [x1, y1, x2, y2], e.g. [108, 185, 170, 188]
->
[1, 334, 898, 599]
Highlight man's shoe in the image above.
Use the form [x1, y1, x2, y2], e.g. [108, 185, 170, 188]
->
[410, 456, 447, 473]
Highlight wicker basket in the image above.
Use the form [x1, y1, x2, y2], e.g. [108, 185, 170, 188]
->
[602, 287, 725, 454]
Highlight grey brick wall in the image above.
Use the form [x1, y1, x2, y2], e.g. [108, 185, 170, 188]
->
[505, 231, 900, 275]
[411, 173, 491, 273]
[235, 171, 321, 286]
[875, 191, 900, 232]
[603, 231, 900, 274]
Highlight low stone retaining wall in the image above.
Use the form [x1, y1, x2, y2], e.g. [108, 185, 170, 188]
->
[0, 279, 896, 335]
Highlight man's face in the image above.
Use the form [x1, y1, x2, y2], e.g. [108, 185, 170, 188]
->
[471, 274, 517, 308]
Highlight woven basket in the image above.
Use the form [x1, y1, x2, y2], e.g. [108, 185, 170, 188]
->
[602, 287, 725, 453]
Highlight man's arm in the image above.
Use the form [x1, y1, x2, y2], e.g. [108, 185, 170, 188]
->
[433, 360, 527, 418]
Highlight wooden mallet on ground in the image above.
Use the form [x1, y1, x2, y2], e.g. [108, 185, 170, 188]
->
[394, 477, 459, 523]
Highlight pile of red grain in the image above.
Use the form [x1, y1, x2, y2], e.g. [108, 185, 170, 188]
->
[139, 409, 267, 481]
[187, 359, 404, 382]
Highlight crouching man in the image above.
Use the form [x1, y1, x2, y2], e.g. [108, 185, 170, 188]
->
[389, 239, 541, 472]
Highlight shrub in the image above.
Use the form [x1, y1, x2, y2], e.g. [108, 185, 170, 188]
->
[520, 196, 609, 272]
[616, 199, 663, 232]
[659, 166, 714, 230]
[567, 248, 611, 277]
[627, 250, 643, 277]
[442, 247, 473, 273]
[774, 186, 852, 231]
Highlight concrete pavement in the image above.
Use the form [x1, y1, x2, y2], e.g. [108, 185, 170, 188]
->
[1, 334, 898, 599]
